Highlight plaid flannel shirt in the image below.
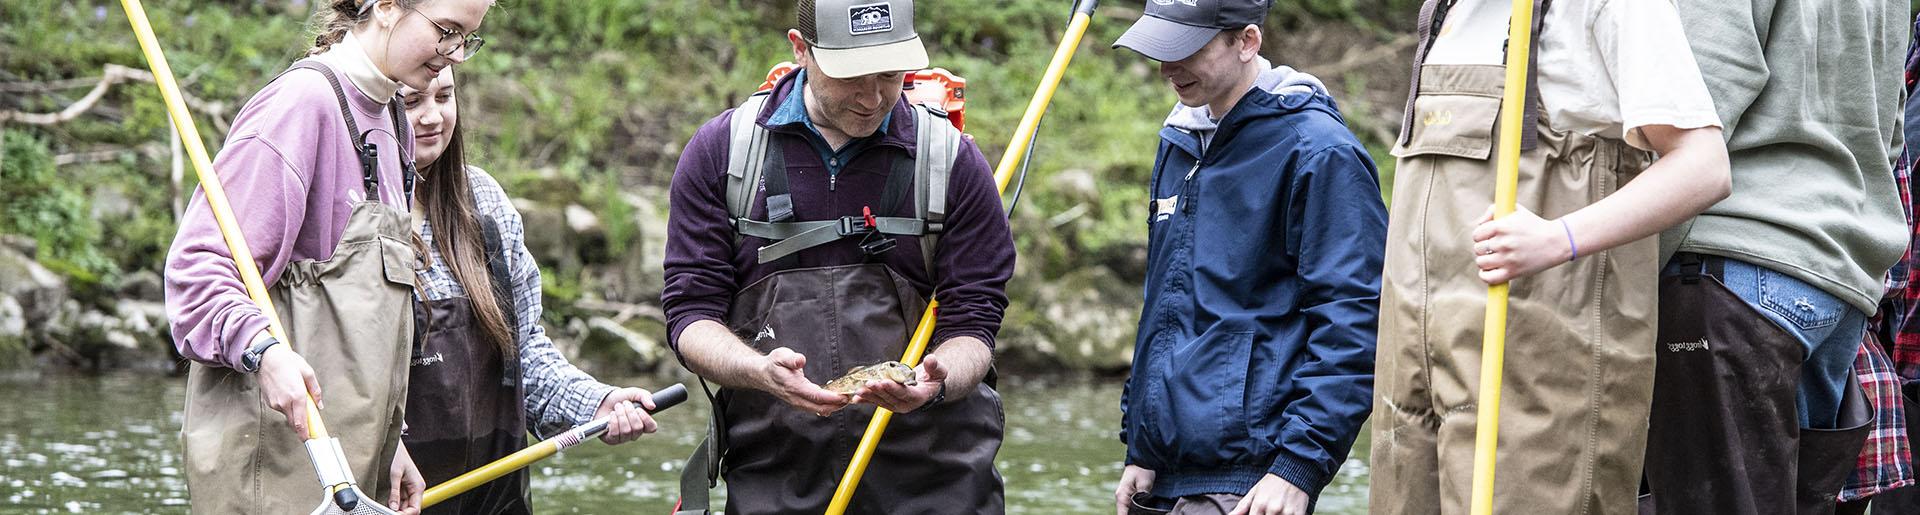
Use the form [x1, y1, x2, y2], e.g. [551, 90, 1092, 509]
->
[1840, 14, 1920, 500]
[415, 167, 618, 440]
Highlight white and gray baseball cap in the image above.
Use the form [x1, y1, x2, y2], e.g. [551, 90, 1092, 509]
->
[798, 0, 930, 79]
[1114, 0, 1273, 62]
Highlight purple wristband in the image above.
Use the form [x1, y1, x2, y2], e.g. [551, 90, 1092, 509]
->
[1560, 219, 1578, 262]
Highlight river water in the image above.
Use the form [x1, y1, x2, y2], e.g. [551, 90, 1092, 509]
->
[0, 373, 1369, 513]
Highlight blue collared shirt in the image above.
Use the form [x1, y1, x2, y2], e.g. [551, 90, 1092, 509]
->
[765, 70, 893, 187]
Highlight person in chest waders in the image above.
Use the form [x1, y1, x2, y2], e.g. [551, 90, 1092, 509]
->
[661, 0, 1016, 513]
[395, 67, 662, 514]
[1368, 0, 1731, 514]
[1645, 1, 1910, 514]
[163, 0, 494, 512]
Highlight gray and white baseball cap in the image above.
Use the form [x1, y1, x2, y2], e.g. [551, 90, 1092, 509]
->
[798, 0, 930, 79]
[1113, 0, 1273, 62]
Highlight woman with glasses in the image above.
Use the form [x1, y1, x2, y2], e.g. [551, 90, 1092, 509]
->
[165, 0, 491, 512]
[396, 66, 662, 514]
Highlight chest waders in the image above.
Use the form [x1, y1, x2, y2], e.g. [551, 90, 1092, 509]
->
[1641, 255, 1875, 515]
[403, 215, 531, 515]
[673, 93, 1005, 515]
[181, 61, 419, 514]
[1368, 2, 1664, 514]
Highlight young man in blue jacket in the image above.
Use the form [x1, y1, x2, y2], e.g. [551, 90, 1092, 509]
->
[1109, 1, 1386, 513]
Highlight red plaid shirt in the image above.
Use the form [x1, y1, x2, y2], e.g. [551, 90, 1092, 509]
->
[1841, 14, 1920, 500]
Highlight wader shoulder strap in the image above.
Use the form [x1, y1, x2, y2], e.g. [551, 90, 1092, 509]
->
[1517, 0, 1552, 151]
[478, 213, 521, 387]
[912, 104, 961, 275]
[1398, 0, 1550, 151]
[675, 379, 725, 515]
[1399, 0, 1450, 147]
[390, 97, 418, 199]
[287, 61, 377, 200]
[726, 93, 776, 231]
[283, 60, 417, 202]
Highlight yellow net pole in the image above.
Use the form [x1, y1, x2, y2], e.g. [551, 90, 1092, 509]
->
[1468, 0, 1538, 513]
[422, 384, 689, 507]
[822, 3, 1099, 513]
[118, 0, 325, 441]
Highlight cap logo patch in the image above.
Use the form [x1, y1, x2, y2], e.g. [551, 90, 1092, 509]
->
[848, 3, 893, 35]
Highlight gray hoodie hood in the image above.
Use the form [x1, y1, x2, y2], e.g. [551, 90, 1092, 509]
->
[1165, 58, 1328, 133]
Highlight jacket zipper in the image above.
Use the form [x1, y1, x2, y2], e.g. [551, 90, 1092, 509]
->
[1182, 158, 1201, 214]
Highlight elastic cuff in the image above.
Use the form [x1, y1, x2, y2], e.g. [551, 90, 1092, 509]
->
[221, 311, 272, 370]
[1266, 454, 1329, 499]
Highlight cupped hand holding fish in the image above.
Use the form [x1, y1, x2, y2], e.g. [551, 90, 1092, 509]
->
[761, 347, 853, 417]
[849, 354, 947, 414]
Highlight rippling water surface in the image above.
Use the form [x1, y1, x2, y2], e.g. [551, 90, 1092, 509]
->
[0, 373, 1369, 513]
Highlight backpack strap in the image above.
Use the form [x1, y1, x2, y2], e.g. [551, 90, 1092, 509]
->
[723, 98, 961, 267]
[726, 93, 776, 232]
[911, 104, 961, 274]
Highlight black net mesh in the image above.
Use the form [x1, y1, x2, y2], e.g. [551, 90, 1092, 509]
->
[797, 0, 817, 43]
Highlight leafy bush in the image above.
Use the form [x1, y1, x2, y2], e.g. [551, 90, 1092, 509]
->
[0, 130, 110, 283]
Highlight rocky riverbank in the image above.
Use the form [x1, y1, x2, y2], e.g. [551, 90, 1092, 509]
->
[0, 178, 1150, 376]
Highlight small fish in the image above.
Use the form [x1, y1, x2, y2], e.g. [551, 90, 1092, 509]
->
[823, 361, 918, 395]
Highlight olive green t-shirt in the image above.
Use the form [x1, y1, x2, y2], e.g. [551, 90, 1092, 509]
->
[1663, 0, 1910, 313]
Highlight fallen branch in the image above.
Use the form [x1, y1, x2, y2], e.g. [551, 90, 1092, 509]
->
[1313, 35, 1417, 78]
[570, 299, 667, 324]
[53, 143, 168, 166]
[0, 64, 231, 133]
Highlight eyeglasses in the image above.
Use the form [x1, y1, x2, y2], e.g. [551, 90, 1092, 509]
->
[408, 7, 484, 59]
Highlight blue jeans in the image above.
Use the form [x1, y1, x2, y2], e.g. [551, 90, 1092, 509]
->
[1710, 258, 1867, 429]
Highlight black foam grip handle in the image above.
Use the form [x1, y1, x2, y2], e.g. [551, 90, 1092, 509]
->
[647, 383, 690, 413]
[1075, 0, 1098, 15]
[334, 489, 359, 511]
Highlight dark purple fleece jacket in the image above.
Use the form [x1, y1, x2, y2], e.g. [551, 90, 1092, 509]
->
[662, 73, 1014, 354]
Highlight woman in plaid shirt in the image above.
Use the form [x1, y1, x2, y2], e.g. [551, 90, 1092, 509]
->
[396, 68, 663, 514]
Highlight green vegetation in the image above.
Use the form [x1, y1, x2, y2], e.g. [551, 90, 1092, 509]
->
[2, 0, 1412, 368]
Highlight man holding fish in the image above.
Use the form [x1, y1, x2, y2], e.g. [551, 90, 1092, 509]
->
[659, 0, 1016, 512]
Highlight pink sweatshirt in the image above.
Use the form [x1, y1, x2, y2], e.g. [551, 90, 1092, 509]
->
[163, 55, 411, 370]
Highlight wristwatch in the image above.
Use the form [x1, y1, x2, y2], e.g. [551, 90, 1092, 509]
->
[909, 381, 947, 414]
[238, 336, 283, 374]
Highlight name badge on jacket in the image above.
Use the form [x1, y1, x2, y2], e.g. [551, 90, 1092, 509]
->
[1152, 195, 1179, 223]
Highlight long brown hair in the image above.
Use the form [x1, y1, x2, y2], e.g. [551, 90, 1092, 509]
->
[416, 78, 518, 362]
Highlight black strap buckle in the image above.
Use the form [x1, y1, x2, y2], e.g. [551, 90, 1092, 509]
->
[855, 206, 895, 256]
[838, 206, 882, 236]
[357, 140, 381, 199]
[1675, 252, 1707, 284]
[837, 216, 869, 236]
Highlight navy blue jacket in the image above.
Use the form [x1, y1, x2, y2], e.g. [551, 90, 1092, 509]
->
[1121, 75, 1385, 500]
